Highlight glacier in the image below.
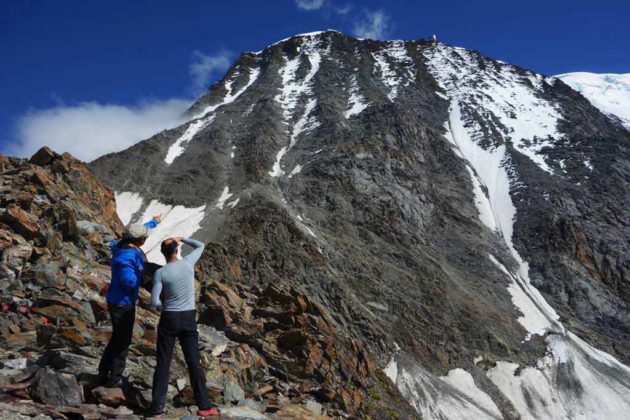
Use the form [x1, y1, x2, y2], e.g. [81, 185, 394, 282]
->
[557, 72, 630, 129]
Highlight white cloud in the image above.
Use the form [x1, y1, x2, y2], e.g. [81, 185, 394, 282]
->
[295, 0, 325, 11]
[353, 9, 390, 40]
[8, 99, 190, 162]
[4, 49, 237, 162]
[190, 50, 232, 93]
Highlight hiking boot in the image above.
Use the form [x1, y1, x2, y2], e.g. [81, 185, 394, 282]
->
[197, 407, 220, 417]
[145, 407, 165, 418]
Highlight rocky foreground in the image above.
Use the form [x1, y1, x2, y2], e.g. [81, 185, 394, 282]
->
[0, 148, 414, 419]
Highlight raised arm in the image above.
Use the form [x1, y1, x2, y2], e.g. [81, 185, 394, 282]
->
[151, 269, 163, 308]
[143, 214, 162, 229]
[182, 238, 205, 264]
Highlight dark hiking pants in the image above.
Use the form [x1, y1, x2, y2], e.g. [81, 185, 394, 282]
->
[98, 303, 136, 383]
[151, 310, 211, 412]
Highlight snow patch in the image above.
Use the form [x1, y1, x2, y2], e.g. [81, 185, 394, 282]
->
[115, 191, 206, 265]
[384, 359, 398, 384]
[385, 355, 502, 419]
[487, 335, 630, 420]
[425, 45, 563, 173]
[288, 164, 302, 178]
[440, 369, 502, 418]
[271, 39, 321, 177]
[197, 67, 261, 118]
[345, 74, 369, 118]
[269, 147, 287, 177]
[488, 254, 556, 335]
[290, 98, 318, 149]
[164, 65, 261, 163]
[215, 186, 233, 210]
[165, 116, 214, 164]
[115, 191, 144, 226]
[372, 41, 414, 101]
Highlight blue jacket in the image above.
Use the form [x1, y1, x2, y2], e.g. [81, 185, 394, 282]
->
[106, 243, 146, 305]
[106, 219, 157, 305]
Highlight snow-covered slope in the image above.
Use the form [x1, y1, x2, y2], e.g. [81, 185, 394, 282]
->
[557, 72, 630, 129]
[115, 192, 206, 264]
[380, 45, 630, 420]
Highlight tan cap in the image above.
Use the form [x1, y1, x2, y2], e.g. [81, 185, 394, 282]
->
[123, 223, 149, 240]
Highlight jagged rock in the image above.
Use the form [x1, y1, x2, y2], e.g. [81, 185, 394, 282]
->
[222, 376, 245, 403]
[29, 147, 57, 166]
[1, 357, 28, 370]
[76, 220, 95, 236]
[55, 204, 79, 241]
[29, 262, 64, 288]
[36, 294, 96, 323]
[49, 351, 99, 376]
[198, 325, 230, 356]
[1, 203, 39, 238]
[92, 386, 126, 407]
[0, 264, 17, 287]
[50, 326, 95, 348]
[30, 368, 83, 407]
[2, 331, 37, 351]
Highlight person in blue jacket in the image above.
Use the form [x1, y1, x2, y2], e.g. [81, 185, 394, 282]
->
[97, 215, 160, 387]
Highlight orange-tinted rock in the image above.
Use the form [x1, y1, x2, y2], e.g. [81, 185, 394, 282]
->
[1, 203, 39, 238]
[92, 386, 126, 408]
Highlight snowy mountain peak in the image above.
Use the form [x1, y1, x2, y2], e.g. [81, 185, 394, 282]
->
[90, 32, 630, 419]
[557, 72, 630, 129]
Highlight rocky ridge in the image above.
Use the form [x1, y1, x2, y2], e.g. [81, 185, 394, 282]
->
[0, 148, 412, 418]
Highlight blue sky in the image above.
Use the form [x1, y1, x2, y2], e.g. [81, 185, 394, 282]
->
[1, 0, 628, 160]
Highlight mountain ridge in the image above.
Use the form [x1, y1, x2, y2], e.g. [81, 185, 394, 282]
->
[88, 30, 630, 418]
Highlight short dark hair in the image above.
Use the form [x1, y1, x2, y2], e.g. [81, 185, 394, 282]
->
[161, 240, 179, 259]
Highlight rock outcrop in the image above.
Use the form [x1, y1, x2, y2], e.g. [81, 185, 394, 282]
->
[0, 148, 414, 418]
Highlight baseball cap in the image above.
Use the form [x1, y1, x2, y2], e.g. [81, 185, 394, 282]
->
[123, 223, 149, 240]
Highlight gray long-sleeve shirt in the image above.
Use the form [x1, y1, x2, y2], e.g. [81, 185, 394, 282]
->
[151, 238, 205, 311]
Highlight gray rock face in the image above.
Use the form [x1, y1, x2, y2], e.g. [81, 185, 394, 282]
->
[31, 368, 83, 407]
[90, 31, 630, 417]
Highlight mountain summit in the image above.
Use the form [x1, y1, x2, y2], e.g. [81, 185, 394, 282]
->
[89, 31, 630, 418]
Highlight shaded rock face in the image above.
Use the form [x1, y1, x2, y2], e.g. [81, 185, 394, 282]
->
[89, 31, 630, 417]
[91, 32, 540, 371]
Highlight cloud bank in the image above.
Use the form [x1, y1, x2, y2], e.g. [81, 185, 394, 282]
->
[353, 9, 390, 40]
[9, 99, 190, 162]
[190, 50, 232, 93]
[5, 50, 234, 162]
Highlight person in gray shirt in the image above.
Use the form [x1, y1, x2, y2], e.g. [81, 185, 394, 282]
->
[148, 237, 219, 417]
